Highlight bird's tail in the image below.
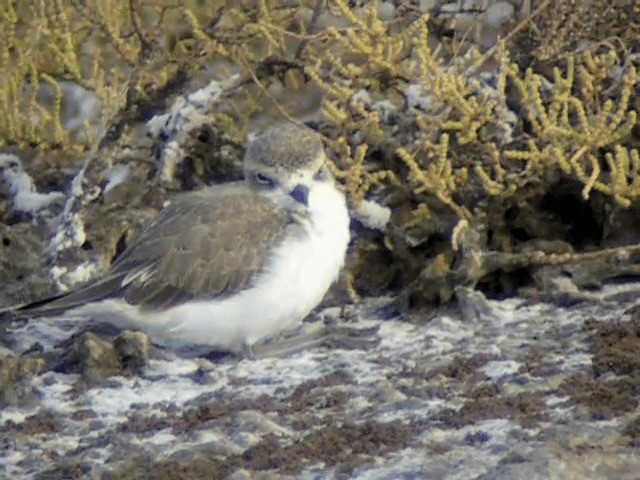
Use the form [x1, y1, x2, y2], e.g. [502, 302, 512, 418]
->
[1, 274, 123, 321]
[1, 291, 76, 321]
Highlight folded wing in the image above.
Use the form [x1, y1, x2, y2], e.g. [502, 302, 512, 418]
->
[14, 185, 292, 317]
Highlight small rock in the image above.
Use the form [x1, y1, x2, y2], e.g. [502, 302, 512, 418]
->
[60, 331, 121, 381]
[114, 330, 151, 375]
[0, 354, 44, 407]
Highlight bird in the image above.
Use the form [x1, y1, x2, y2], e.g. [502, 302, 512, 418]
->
[8, 123, 351, 355]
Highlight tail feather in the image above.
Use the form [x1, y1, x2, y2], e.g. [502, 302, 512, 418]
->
[2, 274, 125, 320]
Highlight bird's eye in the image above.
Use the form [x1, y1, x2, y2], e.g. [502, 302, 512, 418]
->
[254, 173, 275, 188]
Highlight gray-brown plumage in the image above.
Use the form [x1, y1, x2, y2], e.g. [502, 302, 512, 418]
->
[14, 185, 296, 317]
[12, 123, 325, 318]
[7, 122, 351, 353]
[244, 122, 324, 170]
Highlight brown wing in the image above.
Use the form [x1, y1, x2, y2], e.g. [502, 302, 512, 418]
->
[115, 184, 292, 308]
[15, 184, 292, 316]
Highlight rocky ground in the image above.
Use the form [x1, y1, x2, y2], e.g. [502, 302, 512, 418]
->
[1, 3, 639, 478]
[1, 285, 638, 479]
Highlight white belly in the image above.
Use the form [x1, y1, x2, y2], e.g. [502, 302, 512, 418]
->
[76, 182, 350, 352]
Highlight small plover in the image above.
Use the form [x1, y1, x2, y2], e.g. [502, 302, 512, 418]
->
[11, 123, 350, 354]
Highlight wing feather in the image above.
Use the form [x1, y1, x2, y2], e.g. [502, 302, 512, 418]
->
[15, 184, 293, 316]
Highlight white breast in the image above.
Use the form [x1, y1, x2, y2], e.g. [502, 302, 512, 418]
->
[86, 180, 350, 352]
